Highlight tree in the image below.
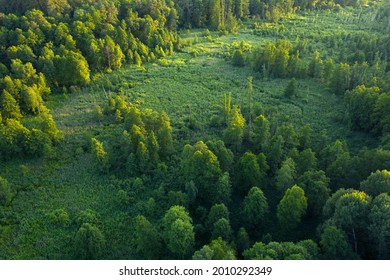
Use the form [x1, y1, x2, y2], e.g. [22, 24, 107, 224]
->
[162, 206, 195, 259]
[39, 109, 62, 143]
[273, 41, 291, 77]
[344, 85, 380, 132]
[320, 226, 355, 260]
[181, 141, 221, 204]
[236, 227, 251, 253]
[147, 131, 160, 166]
[0, 176, 11, 206]
[267, 135, 284, 170]
[206, 140, 234, 171]
[243, 242, 275, 260]
[134, 215, 162, 259]
[298, 170, 330, 216]
[136, 141, 149, 171]
[53, 51, 90, 87]
[76, 209, 100, 227]
[242, 187, 269, 228]
[293, 148, 317, 176]
[0, 89, 22, 120]
[193, 237, 236, 260]
[328, 190, 371, 254]
[211, 218, 233, 242]
[232, 49, 245, 67]
[309, 51, 323, 79]
[360, 170, 390, 197]
[373, 92, 390, 135]
[224, 105, 245, 150]
[75, 223, 105, 260]
[243, 240, 315, 260]
[209, 0, 223, 30]
[284, 77, 297, 98]
[100, 35, 124, 70]
[236, 152, 265, 194]
[21, 85, 43, 114]
[277, 185, 307, 231]
[91, 138, 109, 172]
[252, 114, 270, 151]
[275, 157, 296, 194]
[298, 124, 313, 150]
[211, 172, 232, 205]
[130, 124, 145, 153]
[206, 203, 229, 229]
[0, 118, 30, 158]
[368, 193, 390, 259]
[157, 111, 174, 158]
[26, 128, 52, 157]
[330, 63, 351, 95]
[274, 124, 299, 154]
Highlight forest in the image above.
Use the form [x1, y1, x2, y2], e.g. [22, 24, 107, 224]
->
[0, 0, 389, 260]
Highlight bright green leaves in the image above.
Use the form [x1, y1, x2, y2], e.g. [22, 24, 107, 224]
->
[277, 185, 307, 231]
[182, 141, 222, 204]
[162, 206, 195, 259]
[360, 170, 390, 197]
[224, 105, 245, 150]
[91, 137, 109, 172]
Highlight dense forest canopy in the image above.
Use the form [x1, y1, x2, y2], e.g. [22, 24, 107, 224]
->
[0, 0, 389, 260]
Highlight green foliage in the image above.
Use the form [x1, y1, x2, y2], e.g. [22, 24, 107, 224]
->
[232, 50, 245, 67]
[76, 209, 100, 227]
[320, 226, 355, 260]
[297, 170, 330, 216]
[224, 105, 245, 150]
[135, 215, 162, 259]
[242, 187, 269, 227]
[323, 189, 371, 255]
[193, 237, 236, 260]
[330, 190, 371, 232]
[206, 140, 234, 172]
[236, 227, 251, 253]
[277, 185, 307, 231]
[182, 141, 221, 204]
[330, 63, 351, 95]
[212, 172, 232, 205]
[48, 209, 70, 227]
[374, 92, 390, 135]
[206, 203, 230, 229]
[284, 77, 297, 98]
[53, 51, 90, 87]
[344, 85, 380, 132]
[0, 118, 30, 158]
[162, 206, 195, 259]
[368, 194, 390, 259]
[0, 2, 389, 261]
[75, 223, 106, 260]
[0, 90, 22, 120]
[236, 152, 265, 194]
[360, 170, 390, 197]
[0, 176, 12, 206]
[275, 157, 296, 194]
[91, 138, 109, 172]
[243, 240, 317, 260]
[252, 114, 270, 151]
[211, 218, 233, 242]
